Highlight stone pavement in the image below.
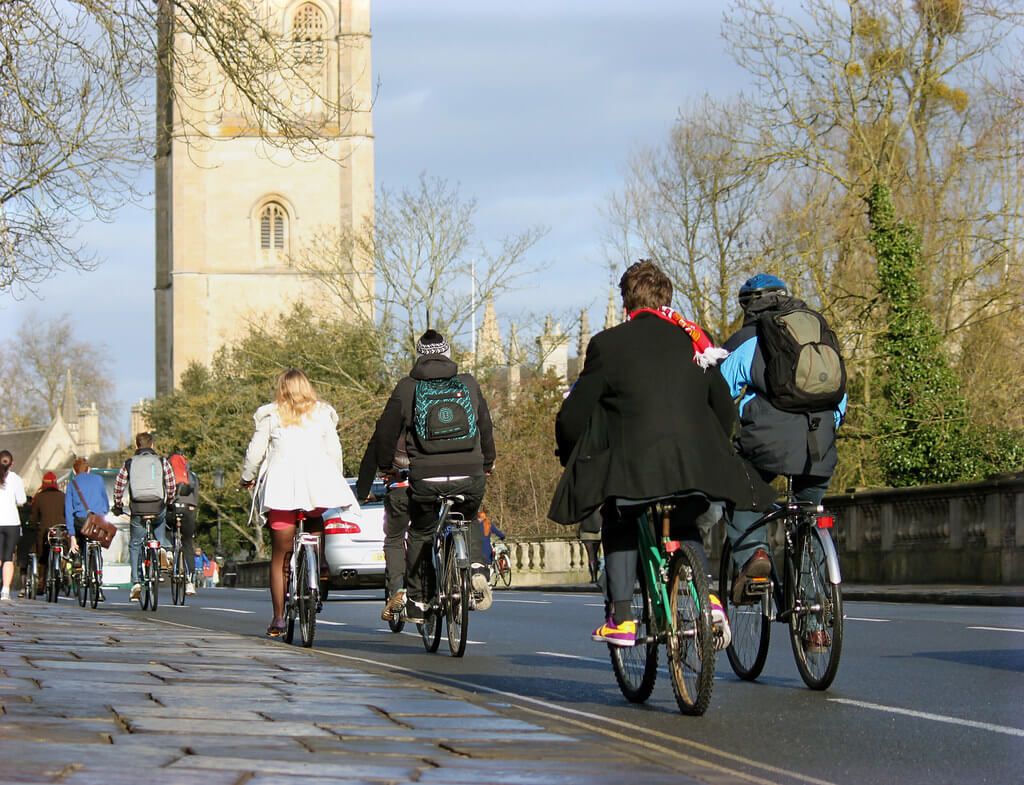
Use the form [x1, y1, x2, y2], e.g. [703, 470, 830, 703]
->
[0, 602, 695, 785]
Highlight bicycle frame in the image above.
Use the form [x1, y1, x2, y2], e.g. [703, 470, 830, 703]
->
[429, 498, 471, 606]
[288, 515, 321, 600]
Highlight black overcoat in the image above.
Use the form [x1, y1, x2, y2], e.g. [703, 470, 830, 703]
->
[549, 312, 776, 525]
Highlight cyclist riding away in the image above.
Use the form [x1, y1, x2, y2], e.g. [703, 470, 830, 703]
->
[23, 472, 63, 597]
[719, 274, 847, 653]
[370, 329, 496, 624]
[477, 507, 506, 571]
[114, 433, 175, 602]
[168, 451, 200, 596]
[65, 458, 111, 602]
[550, 261, 775, 646]
[240, 368, 359, 638]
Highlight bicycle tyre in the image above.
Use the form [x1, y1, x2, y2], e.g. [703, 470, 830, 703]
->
[62, 558, 73, 597]
[46, 551, 59, 603]
[609, 569, 658, 703]
[497, 553, 512, 588]
[171, 546, 184, 606]
[77, 555, 88, 607]
[666, 544, 715, 716]
[25, 556, 38, 600]
[388, 612, 405, 633]
[444, 544, 470, 657]
[786, 525, 843, 690]
[298, 547, 317, 648]
[419, 606, 442, 653]
[89, 548, 101, 609]
[719, 539, 771, 681]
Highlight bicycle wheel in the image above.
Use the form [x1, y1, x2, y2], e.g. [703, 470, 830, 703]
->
[283, 554, 296, 644]
[609, 569, 658, 704]
[62, 558, 73, 597]
[419, 602, 442, 653]
[172, 547, 186, 605]
[388, 611, 405, 633]
[496, 553, 512, 588]
[666, 544, 715, 716]
[89, 548, 101, 609]
[297, 547, 317, 648]
[786, 526, 843, 690]
[443, 544, 470, 657]
[719, 539, 771, 681]
[77, 555, 88, 607]
[46, 551, 59, 603]
[25, 556, 38, 600]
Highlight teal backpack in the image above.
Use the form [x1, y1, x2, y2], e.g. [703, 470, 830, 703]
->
[412, 376, 478, 454]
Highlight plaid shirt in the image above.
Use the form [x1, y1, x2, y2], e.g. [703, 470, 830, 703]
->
[114, 451, 176, 509]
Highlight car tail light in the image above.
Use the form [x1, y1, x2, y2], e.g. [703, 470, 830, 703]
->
[325, 520, 361, 535]
[816, 515, 834, 529]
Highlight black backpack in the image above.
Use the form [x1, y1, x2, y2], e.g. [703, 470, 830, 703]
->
[756, 300, 846, 413]
[412, 376, 479, 454]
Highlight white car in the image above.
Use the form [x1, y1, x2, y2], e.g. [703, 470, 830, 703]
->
[322, 481, 387, 589]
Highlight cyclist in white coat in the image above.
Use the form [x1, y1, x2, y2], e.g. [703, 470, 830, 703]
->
[240, 368, 358, 637]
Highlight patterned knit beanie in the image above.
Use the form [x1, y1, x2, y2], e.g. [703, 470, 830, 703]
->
[416, 329, 451, 358]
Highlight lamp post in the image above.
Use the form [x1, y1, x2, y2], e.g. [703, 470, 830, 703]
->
[212, 468, 224, 556]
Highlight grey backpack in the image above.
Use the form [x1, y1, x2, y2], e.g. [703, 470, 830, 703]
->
[128, 453, 164, 503]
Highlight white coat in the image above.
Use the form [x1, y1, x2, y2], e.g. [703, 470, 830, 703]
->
[241, 401, 358, 514]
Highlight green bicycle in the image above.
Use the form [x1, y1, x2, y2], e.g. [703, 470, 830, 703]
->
[608, 500, 716, 716]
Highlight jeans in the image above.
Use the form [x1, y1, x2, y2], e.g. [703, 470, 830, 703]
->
[726, 470, 831, 568]
[602, 497, 711, 626]
[404, 476, 486, 606]
[129, 510, 169, 584]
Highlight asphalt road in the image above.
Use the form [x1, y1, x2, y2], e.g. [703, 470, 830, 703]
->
[86, 585, 1023, 785]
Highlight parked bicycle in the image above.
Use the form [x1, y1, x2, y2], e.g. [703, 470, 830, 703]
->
[282, 509, 322, 647]
[168, 504, 191, 606]
[490, 541, 512, 588]
[136, 514, 162, 611]
[76, 539, 104, 609]
[608, 499, 716, 716]
[44, 526, 70, 603]
[719, 476, 843, 690]
[417, 493, 474, 658]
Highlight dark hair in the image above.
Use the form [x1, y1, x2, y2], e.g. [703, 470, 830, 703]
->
[619, 260, 673, 313]
[0, 450, 11, 487]
[136, 432, 154, 449]
[418, 329, 444, 345]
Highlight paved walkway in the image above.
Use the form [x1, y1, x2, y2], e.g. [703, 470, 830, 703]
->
[0, 602, 694, 785]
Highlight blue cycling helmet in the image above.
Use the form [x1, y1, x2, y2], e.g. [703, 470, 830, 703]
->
[738, 273, 787, 310]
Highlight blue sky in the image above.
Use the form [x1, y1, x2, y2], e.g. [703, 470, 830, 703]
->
[0, 1, 745, 440]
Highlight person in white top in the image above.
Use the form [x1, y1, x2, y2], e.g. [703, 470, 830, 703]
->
[240, 368, 358, 637]
[0, 450, 28, 601]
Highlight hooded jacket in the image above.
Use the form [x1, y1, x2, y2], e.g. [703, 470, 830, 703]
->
[374, 355, 496, 482]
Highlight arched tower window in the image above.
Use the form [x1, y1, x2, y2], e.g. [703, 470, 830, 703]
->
[259, 202, 289, 260]
[293, 3, 327, 64]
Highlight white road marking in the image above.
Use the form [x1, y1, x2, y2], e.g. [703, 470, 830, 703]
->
[199, 607, 255, 614]
[317, 620, 347, 626]
[845, 616, 890, 622]
[495, 599, 550, 604]
[829, 698, 1024, 738]
[233, 588, 264, 592]
[537, 650, 607, 665]
[967, 626, 1024, 633]
[584, 603, 604, 607]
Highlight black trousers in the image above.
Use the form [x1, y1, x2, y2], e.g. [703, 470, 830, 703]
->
[169, 505, 197, 578]
[601, 497, 711, 625]
[405, 476, 486, 605]
[382, 484, 411, 596]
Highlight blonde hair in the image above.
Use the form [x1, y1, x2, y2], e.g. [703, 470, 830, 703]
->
[275, 368, 318, 427]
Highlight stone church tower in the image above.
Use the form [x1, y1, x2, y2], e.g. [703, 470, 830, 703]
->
[154, 0, 374, 394]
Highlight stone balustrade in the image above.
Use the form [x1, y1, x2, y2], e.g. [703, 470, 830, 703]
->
[230, 472, 1023, 588]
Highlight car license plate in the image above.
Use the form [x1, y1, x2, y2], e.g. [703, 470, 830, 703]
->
[372, 552, 385, 561]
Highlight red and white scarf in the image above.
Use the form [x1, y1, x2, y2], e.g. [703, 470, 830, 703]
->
[629, 307, 729, 370]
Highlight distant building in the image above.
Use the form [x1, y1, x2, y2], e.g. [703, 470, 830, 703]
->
[0, 371, 120, 492]
[154, 0, 375, 394]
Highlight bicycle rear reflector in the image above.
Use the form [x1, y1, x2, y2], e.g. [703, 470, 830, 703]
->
[325, 520, 361, 534]
[816, 516, 834, 529]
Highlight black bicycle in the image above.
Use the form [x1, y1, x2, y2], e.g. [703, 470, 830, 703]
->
[22, 549, 40, 600]
[137, 514, 161, 611]
[169, 504, 191, 606]
[45, 526, 70, 603]
[76, 539, 103, 609]
[418, 493, 474, 658]
[719, 477, 844, 690]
